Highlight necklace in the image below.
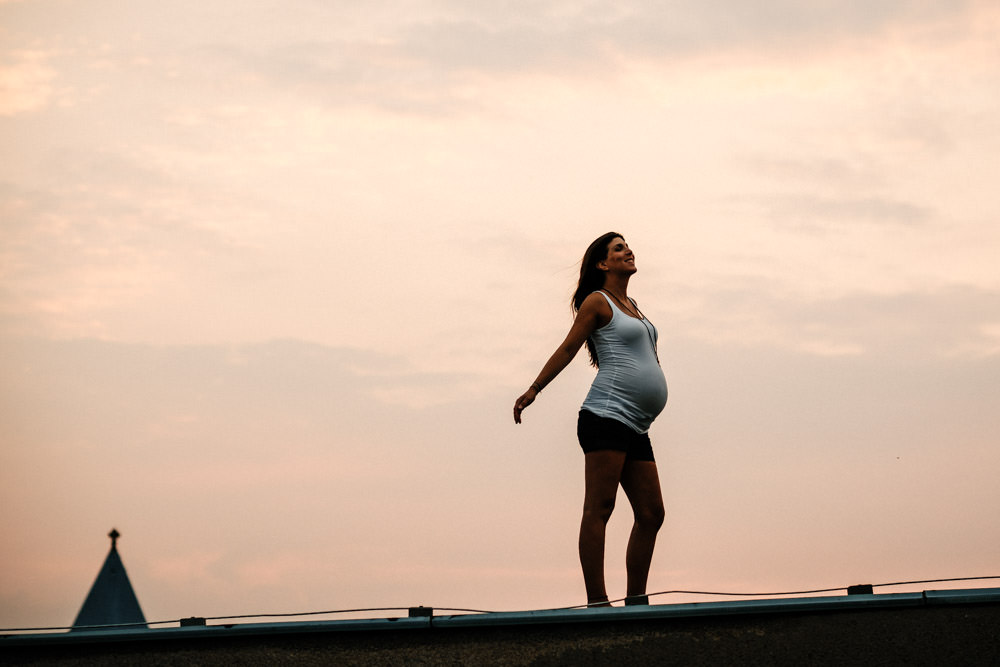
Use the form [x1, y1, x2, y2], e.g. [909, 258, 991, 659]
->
[601, 290, 659, 364]
[603, 290, 642, 319]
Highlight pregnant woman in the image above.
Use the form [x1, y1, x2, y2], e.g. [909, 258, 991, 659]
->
[513, 232, 668, 607]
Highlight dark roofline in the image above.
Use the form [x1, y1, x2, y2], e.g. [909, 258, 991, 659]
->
[4, 587, 999, 648]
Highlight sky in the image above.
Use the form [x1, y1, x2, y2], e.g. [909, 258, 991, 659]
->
[2, 0, 999, 629]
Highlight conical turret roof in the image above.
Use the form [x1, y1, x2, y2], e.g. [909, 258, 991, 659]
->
[71, 529, 147, 631]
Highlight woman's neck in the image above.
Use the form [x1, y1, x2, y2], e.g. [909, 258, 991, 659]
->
[602, 274, 630, 299]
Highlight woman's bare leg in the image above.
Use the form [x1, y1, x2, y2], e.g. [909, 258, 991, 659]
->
[579, 450, 627, 604]
[620, 460, 665, 598]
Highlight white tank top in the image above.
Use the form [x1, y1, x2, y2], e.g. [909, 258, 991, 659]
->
[580, 291, 668, 433]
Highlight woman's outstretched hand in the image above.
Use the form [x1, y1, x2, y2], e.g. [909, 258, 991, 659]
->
[513, 387, 538, 424]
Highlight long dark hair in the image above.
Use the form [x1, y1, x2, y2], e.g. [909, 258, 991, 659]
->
[572, 232, 623, 368]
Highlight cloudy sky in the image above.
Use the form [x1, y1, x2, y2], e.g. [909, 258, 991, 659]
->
[2, 0, 999, 629]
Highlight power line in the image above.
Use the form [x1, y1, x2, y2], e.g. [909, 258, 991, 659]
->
[3, 575, 998, 634]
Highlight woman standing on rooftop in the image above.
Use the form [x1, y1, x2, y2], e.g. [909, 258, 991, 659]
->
[513, 232, 668, 607]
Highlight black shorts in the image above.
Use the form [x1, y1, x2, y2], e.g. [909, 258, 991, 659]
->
[577, 410, 655, 462]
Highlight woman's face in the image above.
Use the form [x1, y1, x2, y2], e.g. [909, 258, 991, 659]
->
[600, 237, 636, 274]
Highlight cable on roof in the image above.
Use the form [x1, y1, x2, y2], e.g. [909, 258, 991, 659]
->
[3, 575, 999, 634]
[634, 575, 1000, 606]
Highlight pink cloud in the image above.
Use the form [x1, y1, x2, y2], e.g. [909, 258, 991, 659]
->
[0, 50, 56, 115]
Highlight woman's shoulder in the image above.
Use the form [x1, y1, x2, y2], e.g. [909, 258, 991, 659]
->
[581, 290, 612, 308]
[579, 291, 613, 324]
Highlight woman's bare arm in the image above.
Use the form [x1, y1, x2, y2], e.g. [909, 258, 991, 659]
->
[513, 293, 609, 424]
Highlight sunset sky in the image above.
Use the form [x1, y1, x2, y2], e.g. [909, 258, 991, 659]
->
[2, 0, 999, 629]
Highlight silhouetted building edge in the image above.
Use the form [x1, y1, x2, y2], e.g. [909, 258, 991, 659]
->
[71, 529, 147, 632]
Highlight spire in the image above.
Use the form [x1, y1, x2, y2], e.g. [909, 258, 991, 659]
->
[71, 529, 147, 632]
